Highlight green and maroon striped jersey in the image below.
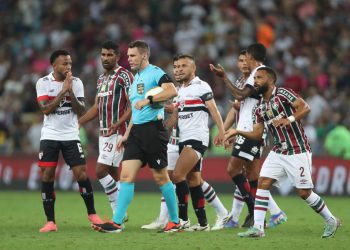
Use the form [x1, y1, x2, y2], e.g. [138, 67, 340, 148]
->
[253, 87, 311, 155]
[97, 66, 134, 136]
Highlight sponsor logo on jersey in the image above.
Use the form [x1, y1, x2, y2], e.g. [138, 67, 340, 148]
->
[137, 83, 144, 94]
[97, 91, 113, 97]
[53, 109, 72, 115]
[179, 113, 193, 119]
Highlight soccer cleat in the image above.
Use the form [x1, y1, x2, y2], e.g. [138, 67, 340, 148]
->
[141, 217, 167, 230]
[268, 211, 287, 228]
[225, 217, 240, 228]
[322, 217, 341, 238]
[184, 223, 210, 232]
[238, 227, 265, 238]
[123, 213, 129, 223]
[242, 213, 254, 228]
[88, 214, 104, 224]
[92, 222, 124, 233]
[212, 212, 233, 230]
[180, 219, 191, 229]
[159, 221, 182, 233]
[39, 221, 58, 233]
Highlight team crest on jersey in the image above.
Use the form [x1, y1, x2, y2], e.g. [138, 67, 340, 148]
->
[137, 83, 144, 94]
[266, 109, 274, 119]
[179, 100, 185, 111]
[271, 98, 279, 110]
[38, 151, 43, 160]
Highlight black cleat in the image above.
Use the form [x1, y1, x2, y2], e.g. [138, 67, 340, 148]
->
[242, 214, 254, 228]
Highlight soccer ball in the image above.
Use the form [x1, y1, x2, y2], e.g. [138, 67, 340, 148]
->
[145, 86, 165, 109]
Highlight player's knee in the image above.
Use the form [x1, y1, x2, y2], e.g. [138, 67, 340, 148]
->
[172, 170, 184, 184]
[41, 168, 55, 182]
[297, 188, 312, 200]
[96, 167, 108, 179]
[257, 177, 273, 189]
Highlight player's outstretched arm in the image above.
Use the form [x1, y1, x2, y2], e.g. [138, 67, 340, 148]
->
[210, 64, 255, 101]
[236, 122, 265, 141]
[79, 96, 98, 126]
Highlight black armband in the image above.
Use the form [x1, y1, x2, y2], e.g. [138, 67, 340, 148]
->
[147, 95, 154, 104]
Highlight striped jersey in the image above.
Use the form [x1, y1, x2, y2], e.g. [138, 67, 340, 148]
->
[253, 87, 311, 155]
[36, 72, 84, 141]
[176, 76, 213, 146]
[97, 66, 134, 136]
[237, 65, 264, 131]
[232, 75, 246, 124]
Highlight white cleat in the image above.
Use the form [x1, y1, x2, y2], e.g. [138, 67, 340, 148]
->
[184, 223, 210, 232]
[180, 219, 191, 229]
[141, 218, 167, 230]
[212, 212, 233, 230]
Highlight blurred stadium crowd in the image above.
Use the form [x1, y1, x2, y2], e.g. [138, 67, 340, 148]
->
[0, 0, 349, 158]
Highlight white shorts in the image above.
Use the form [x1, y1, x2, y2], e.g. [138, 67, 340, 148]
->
[167, 143, 179, 171]
[97, 134, 123, 167]
[260, 151, 314, 189]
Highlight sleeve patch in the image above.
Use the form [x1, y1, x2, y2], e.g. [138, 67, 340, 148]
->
[200, 92, 213, 102]
[158, 74, 173, 86]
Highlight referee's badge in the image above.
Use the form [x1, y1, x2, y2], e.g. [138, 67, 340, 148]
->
[137, 83, 144, 94]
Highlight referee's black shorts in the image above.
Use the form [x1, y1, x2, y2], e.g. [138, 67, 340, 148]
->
[123, 120, 168, 169]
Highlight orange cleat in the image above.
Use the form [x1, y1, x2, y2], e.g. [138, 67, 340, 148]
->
[39, 221, 58, 233]
[88, 214, 103, 224]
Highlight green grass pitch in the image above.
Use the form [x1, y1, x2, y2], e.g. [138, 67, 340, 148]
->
[0, 191, 349, 250]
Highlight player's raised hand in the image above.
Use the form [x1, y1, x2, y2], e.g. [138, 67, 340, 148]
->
[209, 64, 226, 78]
[63, 71, 73, 93]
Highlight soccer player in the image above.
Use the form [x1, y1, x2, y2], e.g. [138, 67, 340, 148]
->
[36, 50, 103, 232]
[79, 41, 134, 215]
[92, 40, 180, 233]
[210, 44, 287, 228]
[225, 66, 341, 238]
[165, 54, 226, 231]
[141, 56, 231, 231]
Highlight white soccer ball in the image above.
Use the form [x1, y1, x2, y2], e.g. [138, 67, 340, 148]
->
[145, 86, 165, 109]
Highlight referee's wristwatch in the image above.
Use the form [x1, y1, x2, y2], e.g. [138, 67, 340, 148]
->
[147, 95, 154, 105]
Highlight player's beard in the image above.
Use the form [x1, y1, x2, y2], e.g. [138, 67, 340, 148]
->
[257, 84, 268, 95]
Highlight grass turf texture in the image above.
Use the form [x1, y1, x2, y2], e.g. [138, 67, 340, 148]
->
[0, 191, 349, 250]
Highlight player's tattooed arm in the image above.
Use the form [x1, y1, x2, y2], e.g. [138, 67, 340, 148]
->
[38, 90, 67, 115]
[69, 92, 85, 116]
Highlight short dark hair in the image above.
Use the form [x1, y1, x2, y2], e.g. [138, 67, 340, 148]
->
[128, 40, 150, 56]
[247, 43, 266, 62]
[50, 50, 70, 64]
[239, 50, 247, 56]
[173, 53, 195, 63]
[102, 40, 120, 55]
[257, 66, 277, 83]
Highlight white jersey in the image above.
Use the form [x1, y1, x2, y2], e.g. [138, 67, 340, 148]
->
[36, 72, 84, 141]
[237, 65, 265, 132]
[176, 76, 213, 146]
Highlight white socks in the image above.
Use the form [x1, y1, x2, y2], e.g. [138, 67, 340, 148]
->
[99, 174, 119, 214]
